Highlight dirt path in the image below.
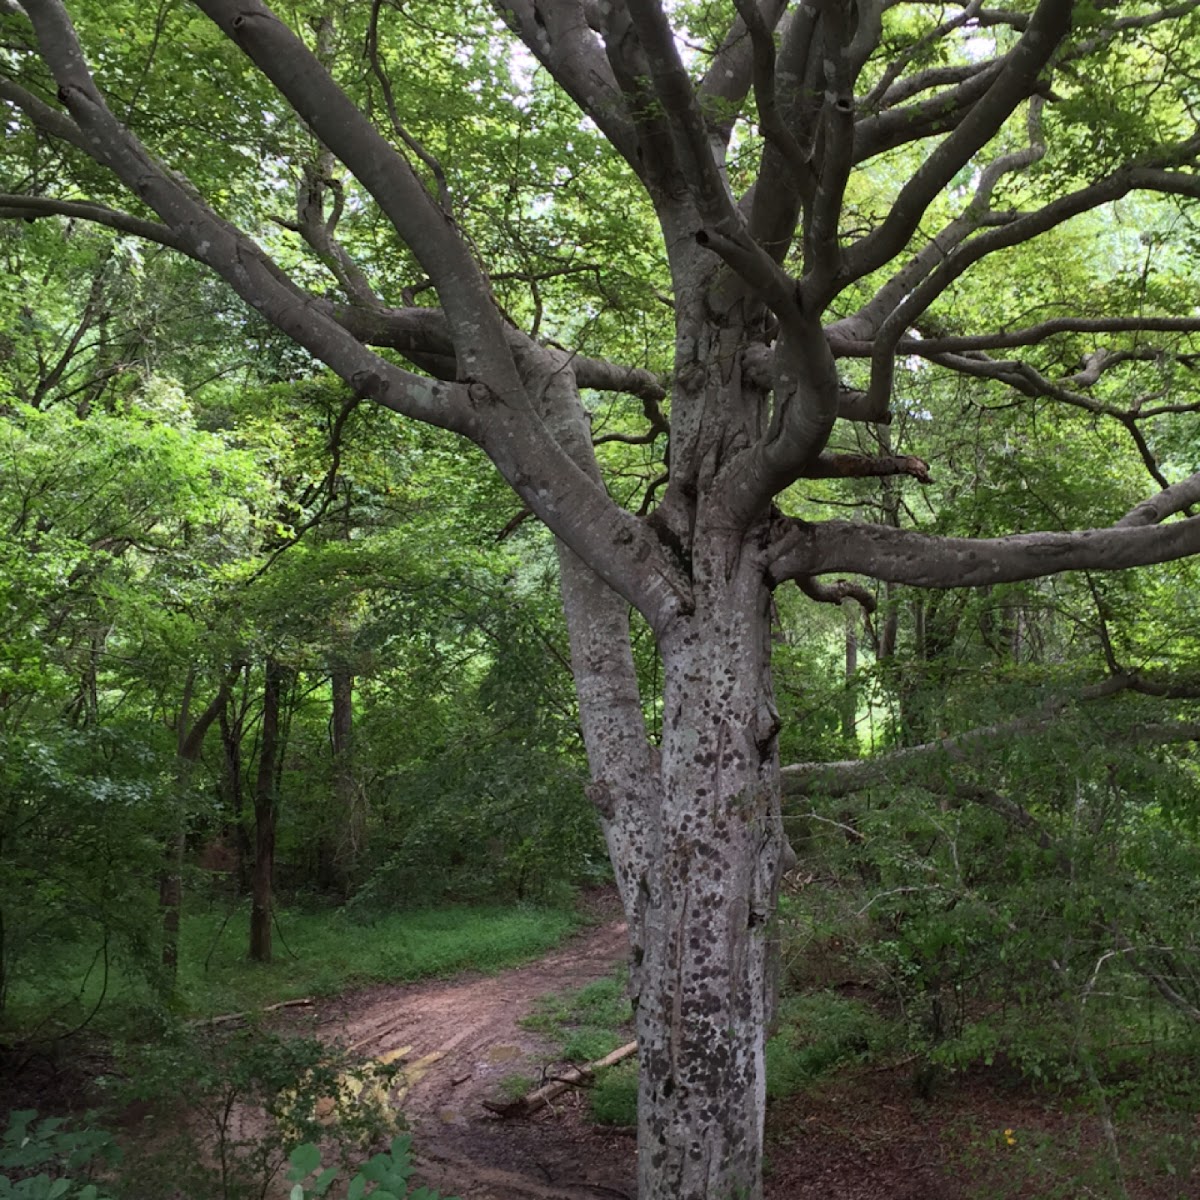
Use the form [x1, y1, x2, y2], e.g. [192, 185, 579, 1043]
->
[308, 917, 637, 1200]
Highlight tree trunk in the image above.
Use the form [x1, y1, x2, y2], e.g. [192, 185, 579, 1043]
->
[0, 892, 6, 1017]
[542, 261, 791, 1196]
[632, 550, 786, 1200]
[159, 831, 185, 979]
[562, 547, 786, 1200]
[249, 658, 284, 964]
[160, 668, 234, 983]
[320, 665, 361, 895]
[219, 694, 253, 893]
[841, 597, 859, 745]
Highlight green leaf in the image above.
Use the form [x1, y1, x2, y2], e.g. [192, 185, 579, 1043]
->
[359, 1154, 392, 1183]
[313, 1166, 339, 1196]
[288, 1143, 322, 1180]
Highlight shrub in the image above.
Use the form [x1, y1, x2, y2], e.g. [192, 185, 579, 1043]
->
[286, 1135, 459, 1200]
[111, 1024, 399, 1200]
[0, 1110, 119, 1200]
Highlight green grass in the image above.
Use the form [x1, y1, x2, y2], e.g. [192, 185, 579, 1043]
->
[498, 1072, 538, 1101]
[519, 976, 894, 1127]
[521, 968, 636, 1124]
[5, 902, 579, 1028]
[765, 991, 894, 1099]
[590, 1060, 638, 1126]
[521, 968, 632, 1063]
[181, 903, 579, 1015]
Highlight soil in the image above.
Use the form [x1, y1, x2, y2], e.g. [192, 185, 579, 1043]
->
[296, 901, 638, 1200]
[290, 897, 1198, 1200]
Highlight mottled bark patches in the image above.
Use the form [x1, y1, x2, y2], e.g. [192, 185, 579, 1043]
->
[630, 561, 787, 1200]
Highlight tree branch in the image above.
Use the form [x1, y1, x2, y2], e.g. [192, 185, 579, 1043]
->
[769, 473, 1200, 588]
[192, 0, 517, 391]
[795, 574, 877, 613]
[890, 316, 1200, 356]
[831, 152, 1200, 408]
[14, 0, 685, 629]
[0, 74, 89, 150]
[733, 0, 810, 190]
[624, 0, 739, 229]
[700, 1, 787, 155]
[841, 0, 1073, 286]
[19, 0, 470, 431]
[832, 97, 1046, 354]
[0, 192, 185, 247]
[853, 59, 1005, 164]
[781, 673, 1198, 798]
[490, 0, 640, 169]
[803, 452, 931, 484]
[330, 302, 667, 403]
[862, 1, 986, 112]
[1117, 472, 1200, 528]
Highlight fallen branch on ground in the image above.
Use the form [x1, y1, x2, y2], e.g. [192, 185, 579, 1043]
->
[482, 1041, 638, 1118]
[189, 997, 315, 1027]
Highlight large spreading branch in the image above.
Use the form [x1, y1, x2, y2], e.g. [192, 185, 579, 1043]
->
[191, 0, 516, 388]
[839, 0, 1073, 288]
[853, 59, 1006, 164]
[490, 0, 640, 172]
[13, 2, 468, 431]
[188, 1, 689, 625]
[830, 151, 1200, 415]
[0, 193, 186, 250]
[5, 0, 687, 628]
[769, 472, 1200, 589]
[830, 97, 1046, 350]
[7, 0, 1200, 620]
[331, 304, 667, 405]
[782, 674, 1200, 798]
[891, 316, 1200, 357]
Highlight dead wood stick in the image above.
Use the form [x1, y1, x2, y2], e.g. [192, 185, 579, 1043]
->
[482, 1041, 638, 1117]
[189, 997, 314, 1027]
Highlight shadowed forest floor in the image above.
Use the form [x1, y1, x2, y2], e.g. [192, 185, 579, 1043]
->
[277, 898, 1197, 1200]
[4, 894, 1196, 1199]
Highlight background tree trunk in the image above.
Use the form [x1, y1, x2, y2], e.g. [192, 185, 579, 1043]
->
[841, 597, 859, 746]
[160, 668, 233, 983]
[219, 689, 253, 893]
[317, 664, 361, 896]
[249, 657, 284, 964]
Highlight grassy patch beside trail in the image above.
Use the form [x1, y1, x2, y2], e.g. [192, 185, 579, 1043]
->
[515, 975, 900, 1128]
[521, 968, 633, 1064]
[520, 968, 638, 1125]
[765, 991, 895, 1100]
[182, 903, 581, 1015]
[5, 903, 580, 1029]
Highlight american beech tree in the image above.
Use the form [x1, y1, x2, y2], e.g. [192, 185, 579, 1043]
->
[4, 1, 1200, 1195]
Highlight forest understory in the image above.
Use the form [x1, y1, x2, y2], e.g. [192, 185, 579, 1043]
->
[4, 885, 1198, 1200]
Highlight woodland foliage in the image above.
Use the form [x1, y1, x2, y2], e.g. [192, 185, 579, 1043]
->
[2, 1, 1200, 1197]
